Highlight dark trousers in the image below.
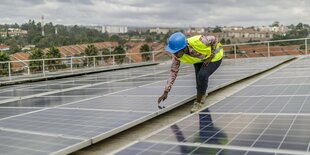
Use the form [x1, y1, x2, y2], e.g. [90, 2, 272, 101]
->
[194, 59, 222, 94]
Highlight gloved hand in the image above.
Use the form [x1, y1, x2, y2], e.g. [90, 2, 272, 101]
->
[202, 52, 215, 67]
[202, 58, 211, 67]
[158, 91, 168, 104]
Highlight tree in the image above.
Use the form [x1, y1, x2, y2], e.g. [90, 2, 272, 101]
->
[0, 51, 11, 75]
[220, 38, 226, 44]
[5, 38, 20, 54]
[101, 48, 112, 63]
[45, 47, 61, 71]
[213, 26, 222, 33]
[113, 45, 126, 64]
[29, 48, 44, 73]
[226, 39, 231, 44]
[140, 44, 152, 61]
[145, 36, 153, 43]
[83, 44, 98, 66]
[271, 21, 280, 27]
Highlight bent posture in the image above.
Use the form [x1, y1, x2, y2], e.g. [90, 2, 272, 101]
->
[158, 32, 223, 113]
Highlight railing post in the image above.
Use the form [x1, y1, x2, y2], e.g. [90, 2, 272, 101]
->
[305, 38, 308, 55]
[93, 56, 96, 69]
[267, 42, 270, 57]
[112, 55, 115, 65]
[70, 57, 73, 73]
[27, 66, 30, 75]
[152, 51, 155, 62]
[129, 54, 131, 64]
[43, 59, 46, 77]
[8, 62, 12, 81]
[234, 44, 237, 59]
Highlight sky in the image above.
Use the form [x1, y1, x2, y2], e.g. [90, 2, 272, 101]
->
[1, 0, 309, 27]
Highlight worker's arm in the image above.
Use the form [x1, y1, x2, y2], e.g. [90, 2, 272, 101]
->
[200, 35, 218, 50]
[158, 57, 180, 104]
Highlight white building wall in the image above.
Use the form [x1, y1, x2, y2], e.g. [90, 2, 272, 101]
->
[102, 25, 128, 34]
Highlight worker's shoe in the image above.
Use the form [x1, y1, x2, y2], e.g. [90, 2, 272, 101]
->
[194, 93, 208, 104]
[201, 94, 207, 104]
[190, 101, 202, 113]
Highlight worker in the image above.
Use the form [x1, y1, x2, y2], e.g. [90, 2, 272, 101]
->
[157, 32, 223, 113]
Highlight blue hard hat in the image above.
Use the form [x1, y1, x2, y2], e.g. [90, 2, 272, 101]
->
[165, 32, 188, 54]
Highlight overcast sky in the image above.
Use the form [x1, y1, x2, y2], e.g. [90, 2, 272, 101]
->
[1, 0, 309, 27]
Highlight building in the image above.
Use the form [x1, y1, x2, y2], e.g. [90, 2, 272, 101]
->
[102, 25, 128, 34]
[149, 27, 170, 34]
[0, 28, 27, 38]
[187, 27, 205, 34]
[0, 45, 10, 51]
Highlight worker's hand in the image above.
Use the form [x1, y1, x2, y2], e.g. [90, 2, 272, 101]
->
[202, 52, 215, 67]
[202, 58, 211, 67]
[158, 91, 168, 104]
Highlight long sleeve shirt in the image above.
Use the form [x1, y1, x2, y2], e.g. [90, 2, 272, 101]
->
[164, 35, 218, 93]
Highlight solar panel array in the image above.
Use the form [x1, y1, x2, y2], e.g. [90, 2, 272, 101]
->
[115, 56, 310, 155]
[0, 56, 294, 155]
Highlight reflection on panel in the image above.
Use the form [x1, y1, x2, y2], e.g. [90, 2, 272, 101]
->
[146, 113, 310, 152]
[114, 141, 293, 155]
[206, 96, 310, 113]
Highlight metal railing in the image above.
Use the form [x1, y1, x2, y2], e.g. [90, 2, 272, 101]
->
[222, 38, 309, 59]
[0, 51, 165, 82]
[0, 37, 309, 82]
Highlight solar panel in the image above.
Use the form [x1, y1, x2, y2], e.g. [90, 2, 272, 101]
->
[113, 56, 310, 155]
[0, 56, 296, 154]
[0, 130, 88, 155]
[0, 108, 150, 139]
[0, 107, 41, 119]
[0, 96, 87, 107]
[114, 140, 300, 155]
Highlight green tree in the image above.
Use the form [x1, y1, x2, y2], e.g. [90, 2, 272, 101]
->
[29, 48, 44, 72]
[83, 44, 98, 66]
[113, 45, 126, 64]
[226, 39, 231, 44]
[140, 44, 152, 61]
[145, 36, 153, 43]
[110, 34, 126, 45]
[213, 26, 222, 33]
[46, 47, 61, 71]
[220, 38, 226, 44]
[101, 48, 111, 63]
[5, 38, 20, 54]
[0, 51, 11, 75]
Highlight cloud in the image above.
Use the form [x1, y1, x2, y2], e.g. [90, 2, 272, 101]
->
[0, 0, 309, 27]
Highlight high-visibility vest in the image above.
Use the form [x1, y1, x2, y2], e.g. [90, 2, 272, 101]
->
[178, 35, 223, 64]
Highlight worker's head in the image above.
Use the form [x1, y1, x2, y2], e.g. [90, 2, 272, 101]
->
[165, 32, 187, 58]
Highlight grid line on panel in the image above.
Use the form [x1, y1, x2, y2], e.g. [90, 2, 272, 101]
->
[226, 114, 260, 145]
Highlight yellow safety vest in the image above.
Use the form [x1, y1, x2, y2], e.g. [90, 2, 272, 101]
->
[178, 35, 223, 64]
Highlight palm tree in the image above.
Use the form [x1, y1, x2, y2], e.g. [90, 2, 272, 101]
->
[46, 47, 61, 71]
[29, 48, 45, 73]
[113, 45, 126, 64]
[83, 44, 98, 66]
[0, 51, 11, 75]
[140, 44, 152, 62]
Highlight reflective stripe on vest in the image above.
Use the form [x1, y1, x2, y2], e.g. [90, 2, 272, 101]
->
[178, 36, 223, 64]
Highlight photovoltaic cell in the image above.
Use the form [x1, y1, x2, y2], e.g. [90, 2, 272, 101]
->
[204, 96, 310, 113]
[0, 130, 86, 155]
[145, 113, 310, 152]
[114, 141, 295, 155]
[0, 96, 88, 107]
[0, 108, 150, 139]
[0, 108, 41, 119]
[63, 95, 191, 112]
